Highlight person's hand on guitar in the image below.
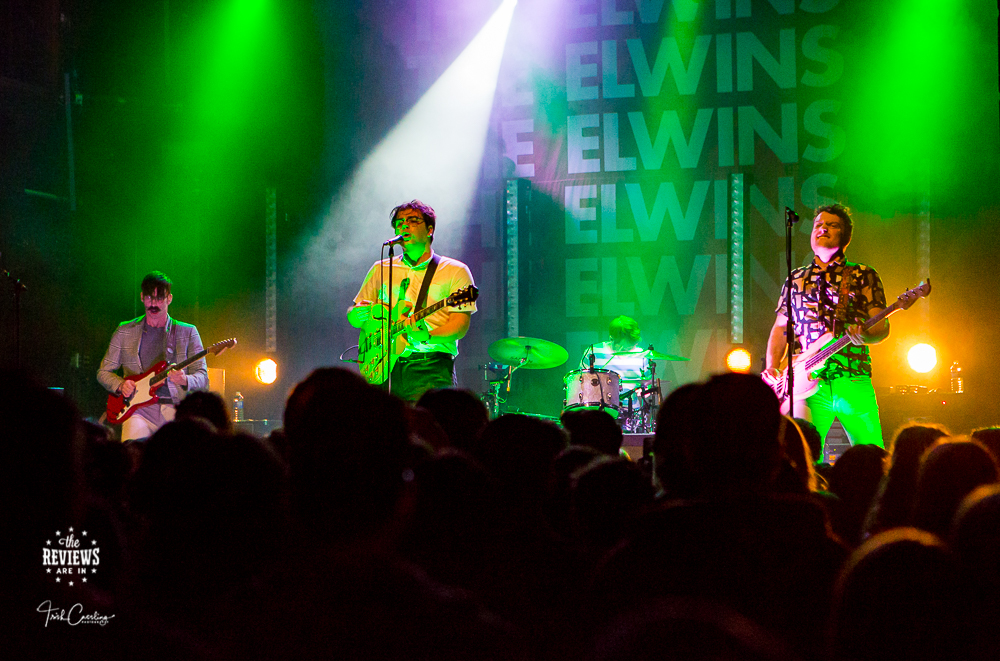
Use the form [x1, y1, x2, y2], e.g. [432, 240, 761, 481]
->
[402, 314, 431, 344]
[763, 366, 782, 383]
[168, 369, 189, 388]
[119, 380, 136, 398]
[845, 324, 867, 346]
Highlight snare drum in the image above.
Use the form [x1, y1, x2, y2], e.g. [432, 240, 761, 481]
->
[563, 369, 621, 418]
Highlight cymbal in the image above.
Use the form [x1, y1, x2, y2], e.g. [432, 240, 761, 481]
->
[613, 348, 690, 361]
[643, 349, 689, 362]
[488, 336, 569, 369]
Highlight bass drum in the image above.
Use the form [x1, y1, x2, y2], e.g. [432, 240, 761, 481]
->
[563, 369, 621, 418]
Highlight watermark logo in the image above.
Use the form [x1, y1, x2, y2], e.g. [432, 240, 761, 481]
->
[42, 527, 100, 587]
[37, 601, 115, 627]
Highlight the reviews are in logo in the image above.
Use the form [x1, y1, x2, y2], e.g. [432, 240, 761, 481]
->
[42, 527, 100, 587]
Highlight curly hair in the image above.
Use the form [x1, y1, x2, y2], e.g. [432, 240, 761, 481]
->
[390, 199, 437, 242]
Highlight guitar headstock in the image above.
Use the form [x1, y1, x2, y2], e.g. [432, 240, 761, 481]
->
[447, 285, 479, 308]
[897, 279, 931, 310]
[208, 338, 238, 355]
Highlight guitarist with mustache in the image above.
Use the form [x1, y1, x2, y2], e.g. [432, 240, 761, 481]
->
[765, 204, 890, 453]
[97, 271, 208, 441]
[347, 200, 476, 402]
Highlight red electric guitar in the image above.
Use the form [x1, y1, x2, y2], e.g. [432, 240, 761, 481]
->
[106, 338, 236, 424]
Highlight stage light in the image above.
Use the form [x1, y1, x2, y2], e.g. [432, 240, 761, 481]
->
[725, 347, 752, 373]
[308, 0, 518, 267]
[907, 343, 937, 373]
[254, 358, 278, 384]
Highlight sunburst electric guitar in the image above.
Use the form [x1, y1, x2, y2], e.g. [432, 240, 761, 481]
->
[763, 280, 931, 413]
[358, 285, 478, 385]
[106, 338, 237, 424]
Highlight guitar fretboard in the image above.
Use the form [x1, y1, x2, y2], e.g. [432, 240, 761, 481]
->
[802, 300, 901, 371]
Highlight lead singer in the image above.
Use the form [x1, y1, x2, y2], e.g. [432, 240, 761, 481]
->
[347, 200, 477, 402]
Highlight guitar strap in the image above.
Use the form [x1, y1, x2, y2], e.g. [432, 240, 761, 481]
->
[833, 263, 856, 334]
[413, 255, 440, 313]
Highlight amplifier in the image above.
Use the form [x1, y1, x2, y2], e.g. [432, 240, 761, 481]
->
[622, 433, 655, 461]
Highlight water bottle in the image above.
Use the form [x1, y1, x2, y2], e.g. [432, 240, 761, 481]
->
[233, 392, 245, 421]
[950, 362, 964, 394]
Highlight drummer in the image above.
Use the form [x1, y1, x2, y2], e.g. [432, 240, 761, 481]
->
[580, 316, 651, 392]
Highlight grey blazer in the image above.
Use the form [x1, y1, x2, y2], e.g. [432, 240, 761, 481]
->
[97, 315, 209, 403]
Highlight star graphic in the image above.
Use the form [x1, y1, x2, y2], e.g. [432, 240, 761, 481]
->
[91, 568, 97, 574]
[92, 540, 97, 545]
[56, 531, 61, 536]
[83, 578, 88, 583]
[68, 527, 74, 532]
[46, 569, 51, 574]
[56, 577, 61, 583]
[46, 540, 51, 545]
[82, 531, 88, 536]
[69, 581, 74, 586]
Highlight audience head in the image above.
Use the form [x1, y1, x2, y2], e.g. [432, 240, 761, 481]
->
[911, 441, 999, 538]
[571, 456, 655, 549]
[685, 373, 783, 497]
[283, 368, 410, 539]
[652, 382, 703, 498]
[175, 390, 232, 433]
[560, 409, 624, 456]
[472, 414, 567, 510]
[951, 483, 1000, 593]
[778, 416, 817, 492]
[970, 427, 1000, 465]
[0, 370, 84, 580]
[416, 388, 489, 451]
[792, 417, 823, 465]
[830, 527, 959, 661]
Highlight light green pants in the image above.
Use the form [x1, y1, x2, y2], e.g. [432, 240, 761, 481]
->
[793, 375, 885, 450]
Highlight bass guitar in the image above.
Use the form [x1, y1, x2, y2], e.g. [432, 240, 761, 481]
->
[106, 338, 237, 424]
[762, 280, 931, 412]
[358, 285, 478, 385]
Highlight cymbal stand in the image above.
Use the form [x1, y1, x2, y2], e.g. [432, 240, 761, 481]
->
[482, 362, 513, 418]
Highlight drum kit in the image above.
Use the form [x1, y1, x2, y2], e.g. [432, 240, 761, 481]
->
[482, 336, 689, 434]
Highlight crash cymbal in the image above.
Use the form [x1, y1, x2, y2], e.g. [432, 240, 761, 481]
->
[631, 348, 690, 361]
[488, 336, 569, 369]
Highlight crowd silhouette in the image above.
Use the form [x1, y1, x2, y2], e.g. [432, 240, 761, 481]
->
[4, 366, 1000, 660]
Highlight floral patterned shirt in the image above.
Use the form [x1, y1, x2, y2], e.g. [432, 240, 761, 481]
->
[775, 255, 886, 379]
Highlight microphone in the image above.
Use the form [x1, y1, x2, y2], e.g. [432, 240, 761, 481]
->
[588, 346, 596, 372]
[383, 235, 405, 246]
[784, 207, 800, 224]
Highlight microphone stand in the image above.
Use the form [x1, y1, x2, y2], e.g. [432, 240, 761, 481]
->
[783, 207, 800, 412]
[386, 242, 395, 395]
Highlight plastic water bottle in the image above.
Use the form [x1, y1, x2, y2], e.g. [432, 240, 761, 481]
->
[950, 362, 964, 394]
[233, 392, 245, 421]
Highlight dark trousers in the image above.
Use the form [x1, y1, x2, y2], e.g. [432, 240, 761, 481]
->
[385, 352, 456, 403]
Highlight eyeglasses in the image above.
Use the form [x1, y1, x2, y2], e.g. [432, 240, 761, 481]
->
[393, 217, 425, 230]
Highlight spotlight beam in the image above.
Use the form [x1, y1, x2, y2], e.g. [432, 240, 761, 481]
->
[305, 0, 518, 276]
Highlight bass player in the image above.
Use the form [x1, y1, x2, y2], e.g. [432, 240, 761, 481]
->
[764, 204, 889, 452]
[347, 200, 477, 402]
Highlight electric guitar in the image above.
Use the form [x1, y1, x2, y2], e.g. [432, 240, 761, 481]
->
[106, 338, 237, 424]
[763, 280, 931, 412]
[358, 285, 479, 385]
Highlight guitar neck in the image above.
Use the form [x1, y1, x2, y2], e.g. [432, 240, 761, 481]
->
[805, 300, 901, 369]
[149, 348, 211, 386]
[389, 299, 447, 336]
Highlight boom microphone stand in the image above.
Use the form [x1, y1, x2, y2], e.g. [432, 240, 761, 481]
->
[783, 207, 800, 412]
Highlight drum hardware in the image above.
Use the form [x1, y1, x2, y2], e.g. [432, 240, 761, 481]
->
[482, 336, 569, 419]
[563, 368, 621, 419]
